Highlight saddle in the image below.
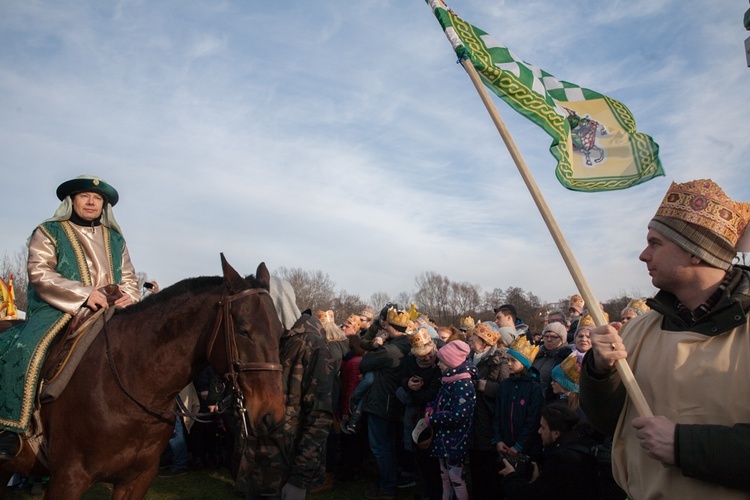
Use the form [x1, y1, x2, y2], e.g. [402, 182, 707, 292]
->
[39, 285, 122, 403]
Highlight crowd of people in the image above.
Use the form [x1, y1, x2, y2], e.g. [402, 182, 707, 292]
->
[1, 175, 749, 500]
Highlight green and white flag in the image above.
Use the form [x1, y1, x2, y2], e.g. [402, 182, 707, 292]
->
[427, 0, 664, 192]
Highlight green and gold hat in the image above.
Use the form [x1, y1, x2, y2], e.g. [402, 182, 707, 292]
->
[56, 175, 119, 206]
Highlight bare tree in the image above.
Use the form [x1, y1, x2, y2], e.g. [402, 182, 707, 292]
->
[413, 271, 451, 323]
[1, 247, 29, 312]
[447, 281, 481, 325]
[330, 290, 366, 324]
[368, 291, 391, 311]
[274, 267, 336, 312]
[483, 287, 505, 314]
[396, 291, 413, 311]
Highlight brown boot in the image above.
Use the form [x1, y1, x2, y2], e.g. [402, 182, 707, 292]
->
[308, 472, 335, 494]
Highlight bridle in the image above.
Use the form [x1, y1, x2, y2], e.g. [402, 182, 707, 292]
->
[205, 287, 282, 437]
[105, 286, 282, 437]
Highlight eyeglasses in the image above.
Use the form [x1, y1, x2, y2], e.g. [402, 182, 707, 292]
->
[542, 335, 562, 341]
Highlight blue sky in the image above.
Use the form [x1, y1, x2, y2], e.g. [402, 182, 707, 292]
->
[2, 0, 749, 306]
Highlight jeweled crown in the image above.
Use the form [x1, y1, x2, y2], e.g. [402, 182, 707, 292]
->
[655, 179, 750, 247]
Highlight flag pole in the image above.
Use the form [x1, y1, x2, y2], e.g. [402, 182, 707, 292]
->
[458, 57, 653, 418]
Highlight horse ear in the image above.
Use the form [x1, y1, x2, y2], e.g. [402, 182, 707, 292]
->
[255, 262, 271, 291]
[220, 253, 244, 293]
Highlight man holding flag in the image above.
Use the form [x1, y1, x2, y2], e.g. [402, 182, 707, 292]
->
[424, 2, 748, 497]
[580, 179, 750, 498]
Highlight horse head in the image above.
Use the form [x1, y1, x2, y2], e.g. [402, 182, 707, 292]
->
[210, 255, 286, 436]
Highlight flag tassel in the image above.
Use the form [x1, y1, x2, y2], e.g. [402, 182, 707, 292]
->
[458, 56, 653, 418]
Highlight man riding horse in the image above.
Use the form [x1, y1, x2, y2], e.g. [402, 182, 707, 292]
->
[0, 174, 140, 459]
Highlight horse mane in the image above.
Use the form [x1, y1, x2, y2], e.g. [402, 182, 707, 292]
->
[118, 274, 263, 315]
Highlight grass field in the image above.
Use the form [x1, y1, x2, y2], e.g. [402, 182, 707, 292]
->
[6, 466, 408, 499]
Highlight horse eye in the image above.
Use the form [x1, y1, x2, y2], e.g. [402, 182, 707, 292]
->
[238, 327, 250, 337]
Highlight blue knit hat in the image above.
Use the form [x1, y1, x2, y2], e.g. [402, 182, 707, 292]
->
[550, 353, 580, 393]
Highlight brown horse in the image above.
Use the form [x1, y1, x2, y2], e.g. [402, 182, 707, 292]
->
[0, 256, 285, 499]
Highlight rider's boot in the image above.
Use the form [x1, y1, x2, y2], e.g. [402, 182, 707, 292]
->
[0, 431, 21, 460]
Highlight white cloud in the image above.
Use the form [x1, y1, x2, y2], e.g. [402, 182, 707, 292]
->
[1, 0, 747, 308]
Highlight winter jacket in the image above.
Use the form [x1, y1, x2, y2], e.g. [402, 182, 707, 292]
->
[470, 345, 509, 451]
[504, 430, 599, 500]
[532, 344, 572, 403]
[428, 361, 476, 463]
[237, 311, 335, 496]
[359, 334, 411, 420]
[493, 372, 544, 458]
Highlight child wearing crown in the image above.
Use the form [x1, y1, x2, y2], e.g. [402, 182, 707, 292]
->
[492, 336, 544, 467]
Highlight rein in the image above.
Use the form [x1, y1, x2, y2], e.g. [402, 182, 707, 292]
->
[104, 286, 281, 428]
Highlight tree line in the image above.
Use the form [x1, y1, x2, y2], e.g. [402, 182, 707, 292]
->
[5, 250, 749, 333]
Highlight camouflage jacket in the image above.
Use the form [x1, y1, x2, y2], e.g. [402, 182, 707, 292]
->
[237, 311, 335, 496]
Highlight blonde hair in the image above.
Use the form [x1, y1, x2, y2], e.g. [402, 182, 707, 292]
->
[322, 321, 346, 342]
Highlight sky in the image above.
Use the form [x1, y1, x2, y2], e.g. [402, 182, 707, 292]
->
[2, 0, 749, 307]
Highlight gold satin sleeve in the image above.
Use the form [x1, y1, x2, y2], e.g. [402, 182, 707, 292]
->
[119, 242, 141, 304]
[27, 226, 141, 314]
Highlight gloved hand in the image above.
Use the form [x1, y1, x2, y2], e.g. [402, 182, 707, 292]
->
[281, 482, 306, 500]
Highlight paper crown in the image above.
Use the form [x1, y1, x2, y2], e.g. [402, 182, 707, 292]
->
[577, 311, 609, 329]
[626, 299, 649, 314]
[568, 294, 585, 310]
[315, 309, 335, 324]
[578, 314, 595, 329]
[459, 316, 475, 330]
[551, 352, 581, 393]
[345, 314, 362, 330]
[360, 307, 376, 320]
[409, 327, 435, 355]
[654, 179, 750, 248]
[507, 335, 540, 368]
[471, 322, 500, 346]
[387, 307, 411, 328]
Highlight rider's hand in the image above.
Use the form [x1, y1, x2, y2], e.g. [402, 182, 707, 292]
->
[86, 289, 109, 311]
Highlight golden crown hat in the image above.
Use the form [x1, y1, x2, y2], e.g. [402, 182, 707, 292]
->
[655, 179, 750, 248]
[560, 353, 581, 385]
[345, 314, 362, 330]
[406, 320, 419, 334]
[577, 311, 609, 330]
[408, 303, 420, 321]
[409, 327, 434, 354]
[507, 334, 540, 367]
[551, 352, 581, 392]
[568, 294, 585, 309]
[471, 322, 500, 346]
[315, 309, 335, 324]
[387, 307, 411, 328]
[627, 299, 650, 314]
[360, 307, 376, 320]
[459, 316, 475, 330]
[578, 314, 595, 329]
